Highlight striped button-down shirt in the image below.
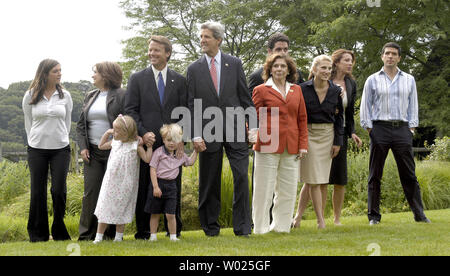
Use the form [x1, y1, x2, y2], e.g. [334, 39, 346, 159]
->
[360, 67, 419, 129]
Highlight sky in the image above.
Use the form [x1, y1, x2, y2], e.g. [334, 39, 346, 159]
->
[0, 0, 135, 89]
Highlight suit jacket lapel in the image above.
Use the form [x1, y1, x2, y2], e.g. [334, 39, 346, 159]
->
[145, 67, 163, 109]
[285, 84, 296, 103]
[163, 69, 175, 106]
[106, 88, 116, 108]
[83, 90, 100, 114]
[267, 87, 286, 103]
[345, 77, 353, 99]
[266, 82, 295, 103]
[219, 53, 228, 99]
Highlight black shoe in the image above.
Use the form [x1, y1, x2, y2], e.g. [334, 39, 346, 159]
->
[205, 232, 220, 237]
[135, 233, 150, 240]
[417, 218, 431, 223]
[369, 220, 380, 226]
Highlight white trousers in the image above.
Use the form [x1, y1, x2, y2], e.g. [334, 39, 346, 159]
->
[252, 150, 299, 234]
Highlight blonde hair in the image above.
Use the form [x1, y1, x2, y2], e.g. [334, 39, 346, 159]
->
[308, 54, 332, 80]
[114, 115, 138, 142]
[160, 124, 183, 144]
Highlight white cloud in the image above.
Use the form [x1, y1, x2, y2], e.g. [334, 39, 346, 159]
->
[0, 0, 134, 88]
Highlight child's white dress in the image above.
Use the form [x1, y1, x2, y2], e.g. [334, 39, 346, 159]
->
[95, 139, 140, 224]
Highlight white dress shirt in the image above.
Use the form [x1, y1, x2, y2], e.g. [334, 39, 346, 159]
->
[22, 89, 73, 149]
[265, 77, 294, 99]
[152, 65, 168, 86]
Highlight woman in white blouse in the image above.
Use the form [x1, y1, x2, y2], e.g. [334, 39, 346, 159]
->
[22, 59, 73, 242]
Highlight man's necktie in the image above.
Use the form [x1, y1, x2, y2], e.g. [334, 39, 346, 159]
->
[210, 57, 218, 94]
[158, 72, 165, 104]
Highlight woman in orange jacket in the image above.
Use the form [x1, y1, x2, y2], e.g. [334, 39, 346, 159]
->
[251, 53, 308, 234]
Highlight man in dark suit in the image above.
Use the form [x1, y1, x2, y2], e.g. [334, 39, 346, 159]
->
[125, 35, 188, 239]
[248, 32, 305, 95]
[187, 22, 256, 237]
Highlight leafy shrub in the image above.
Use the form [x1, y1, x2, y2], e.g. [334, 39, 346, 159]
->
[426, 136, 450, 162]
[181, 161, 201, 231]
[1, 149, 449, 239]
[0, 215, 28, 242]
[0, 161, 29, 211]
[342, 148, 450, 217]
[416, 161, 450, 210]
[180, 154, 253, 230]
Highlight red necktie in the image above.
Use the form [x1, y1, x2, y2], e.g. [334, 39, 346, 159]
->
[210, 57, 218, 93]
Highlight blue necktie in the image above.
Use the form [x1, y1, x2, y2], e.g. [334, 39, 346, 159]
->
[158, 72, 165, 104]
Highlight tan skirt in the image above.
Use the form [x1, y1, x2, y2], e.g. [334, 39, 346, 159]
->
[300, 123, 334, 184]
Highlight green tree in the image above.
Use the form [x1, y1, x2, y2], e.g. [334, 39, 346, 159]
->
[281, 0, 449, 135]
[0, 80, 93, 148]
[118, 0, 449, 136]
[416, 39, 450, 136]
[119, 0, 285, 83]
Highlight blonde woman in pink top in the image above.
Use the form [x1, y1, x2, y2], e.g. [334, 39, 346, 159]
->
[145, 124, 198, 241]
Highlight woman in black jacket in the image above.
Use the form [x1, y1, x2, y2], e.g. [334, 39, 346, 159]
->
[76, 61, 126, 240]
[292, 50, 362, 228]
[328, 49, 362, 225]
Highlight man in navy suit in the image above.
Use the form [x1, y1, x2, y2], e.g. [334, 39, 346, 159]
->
[248, 32, 305, 95]
[125, 35, 187, 239]
[187, 22, 256, 237]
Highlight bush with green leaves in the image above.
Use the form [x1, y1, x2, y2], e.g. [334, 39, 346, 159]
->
[342, 148, 450, 217]
[1, 150, 449, 238]
[426, 136, 450, 162]
[0, 161, 30, 211]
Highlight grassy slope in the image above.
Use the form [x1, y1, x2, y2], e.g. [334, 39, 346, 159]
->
[0, 209, 448, 256]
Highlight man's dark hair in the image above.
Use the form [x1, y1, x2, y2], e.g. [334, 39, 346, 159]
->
[382, 42, 402, 56]
[267, 33, 290, 50]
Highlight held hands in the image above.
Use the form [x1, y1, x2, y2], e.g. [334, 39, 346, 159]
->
[248, 129, 258, 145]
[296, 149, 307, 161]
[143, 132, 156, 148]
[193, 138, 207, 153]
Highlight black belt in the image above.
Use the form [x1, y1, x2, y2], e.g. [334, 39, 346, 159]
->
[373, 120, 409, 128]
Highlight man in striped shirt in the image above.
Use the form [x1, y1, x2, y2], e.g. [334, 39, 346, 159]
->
[360, 42, 430, 225]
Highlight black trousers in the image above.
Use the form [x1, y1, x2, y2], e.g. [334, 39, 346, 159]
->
[368, 122, 427, 222]
[78, 145, 115, 241]
[198, 143, 252, 236]
[27, 146, 71, 242]
[135, 159, 183, 239]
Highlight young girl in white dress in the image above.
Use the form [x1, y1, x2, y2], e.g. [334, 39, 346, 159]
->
[93, 115, 152, 244]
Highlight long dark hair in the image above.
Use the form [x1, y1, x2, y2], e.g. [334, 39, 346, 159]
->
[331, 49, 356, 80]
[28, 59, 64, 105]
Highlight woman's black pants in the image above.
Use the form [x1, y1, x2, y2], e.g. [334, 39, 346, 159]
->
[27, 145, 71, 242]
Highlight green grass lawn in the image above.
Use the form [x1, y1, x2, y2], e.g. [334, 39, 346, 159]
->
[0, 209, 448, 256]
